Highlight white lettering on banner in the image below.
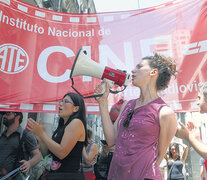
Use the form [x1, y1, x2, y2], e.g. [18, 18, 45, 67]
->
[0, 43, 29, 74]
[37, 44, 133, 83]
[0, 10, 44, 34]
[99, 44, 134, 71]
[47, 27, 111, 38]
[158, 80, 203, 95]
[123, 42, 135, 70]
[199, 40, 207, 52]
[183, 40, 207, 55]
[140, 35, 172, 57]
[37, 46, 74, 83]
[48, 27, 95, 37]
[183, 43, 199, 55]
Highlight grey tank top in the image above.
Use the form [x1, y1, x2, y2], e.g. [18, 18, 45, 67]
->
[168, 158, 184, 179]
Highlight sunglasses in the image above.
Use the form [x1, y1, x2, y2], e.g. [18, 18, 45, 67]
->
[59, 99, 74, 105]
[123, 110, 134, 128]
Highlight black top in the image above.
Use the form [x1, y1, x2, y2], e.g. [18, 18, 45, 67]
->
[0, 126, 38, 173]
[50, 119, 84, 173]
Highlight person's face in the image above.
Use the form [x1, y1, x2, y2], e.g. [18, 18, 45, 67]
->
[3, 112, 16, 127]
[197, 90, 207, 114]
[131, 59, 154, 87]
[58, 96, 78, 119]
[170, 145, 178, 155]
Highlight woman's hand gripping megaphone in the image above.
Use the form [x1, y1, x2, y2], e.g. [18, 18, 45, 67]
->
[94, 80, 111, 101]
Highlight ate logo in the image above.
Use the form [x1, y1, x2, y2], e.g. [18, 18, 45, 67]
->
[0, 43, 29, 74]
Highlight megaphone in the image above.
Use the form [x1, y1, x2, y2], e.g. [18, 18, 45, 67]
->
[70, 48, 131, 98]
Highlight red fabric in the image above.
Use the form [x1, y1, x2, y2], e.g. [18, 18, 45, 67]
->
[204, 160, 207, 172]
[84, 171, 96, 180]
[0, 0, 207, 113]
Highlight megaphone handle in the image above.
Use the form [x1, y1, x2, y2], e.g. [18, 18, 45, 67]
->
[94, 79, 114, 100]
[103, 79, 114, 88]
[101, 79, 114, 93]
[94, 83, 106, 100]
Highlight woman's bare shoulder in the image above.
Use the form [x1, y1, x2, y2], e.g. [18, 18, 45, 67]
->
[65, 118, 85, 130]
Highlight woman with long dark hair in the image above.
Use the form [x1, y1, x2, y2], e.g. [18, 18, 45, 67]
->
[27, 93, 87, 179]
[165, 142, 188, 180]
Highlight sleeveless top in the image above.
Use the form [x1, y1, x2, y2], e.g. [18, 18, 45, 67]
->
[108, 97, 166, 180]
[50, 119, 85, 173]
[167, 157, 184, 179]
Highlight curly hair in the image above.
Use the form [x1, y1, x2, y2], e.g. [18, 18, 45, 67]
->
[143, 53, 177, 91]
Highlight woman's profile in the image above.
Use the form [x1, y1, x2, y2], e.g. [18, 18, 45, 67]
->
[27, 92, 87, 180]
[95, 53, 178, 180]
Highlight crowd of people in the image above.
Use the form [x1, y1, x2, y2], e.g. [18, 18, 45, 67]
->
[0, 53, 207, 180]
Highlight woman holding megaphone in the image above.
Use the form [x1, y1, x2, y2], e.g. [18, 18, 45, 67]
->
[95, 53, 177, 180]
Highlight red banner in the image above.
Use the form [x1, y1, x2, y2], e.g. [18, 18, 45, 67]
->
[0, 0, 207, 113]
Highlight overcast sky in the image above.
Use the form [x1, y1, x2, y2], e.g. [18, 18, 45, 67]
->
[94, 0, 173, 12]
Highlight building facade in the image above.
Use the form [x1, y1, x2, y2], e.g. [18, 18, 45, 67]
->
[20, 0, 96, 13]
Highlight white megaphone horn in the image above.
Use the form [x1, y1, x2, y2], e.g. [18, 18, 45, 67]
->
[70, 48, 131, 98]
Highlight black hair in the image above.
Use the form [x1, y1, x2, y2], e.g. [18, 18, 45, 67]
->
[87, 128, 93, 140]
[0, 112, 23, 124]
[143, 53, 177, 91]
[169, 143, 180, 159]
[54, 93, 88, 146]
[15, 112, 23, 124]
